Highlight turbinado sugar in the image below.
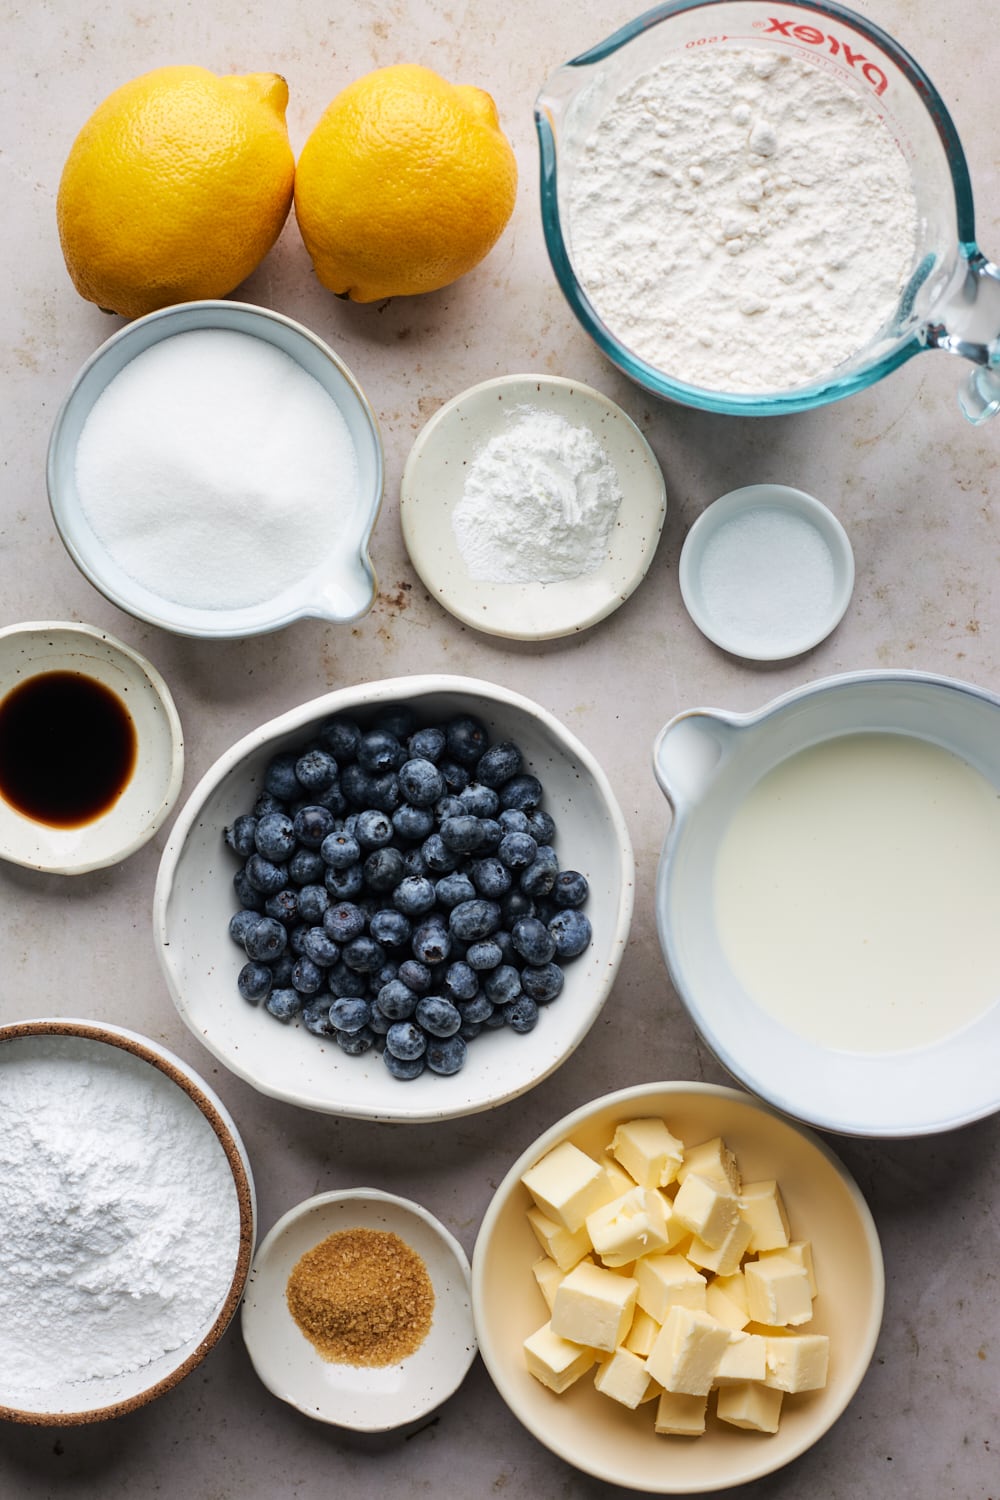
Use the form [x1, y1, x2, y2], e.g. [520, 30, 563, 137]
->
[74, 328, 361, 611]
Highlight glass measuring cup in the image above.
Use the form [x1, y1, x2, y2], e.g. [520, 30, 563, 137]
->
[535, 0, 1000, 421]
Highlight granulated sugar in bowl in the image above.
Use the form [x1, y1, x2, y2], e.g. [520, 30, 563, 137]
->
[48, 301, 383, 638]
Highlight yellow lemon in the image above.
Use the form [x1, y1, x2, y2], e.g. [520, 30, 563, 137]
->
[294, 64, 518, 302]
[57, 66, 295, 320]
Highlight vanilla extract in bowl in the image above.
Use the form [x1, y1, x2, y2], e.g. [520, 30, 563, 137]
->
[0, 669, 137, 828]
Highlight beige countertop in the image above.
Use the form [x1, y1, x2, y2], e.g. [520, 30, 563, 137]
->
[1, 0, 998, 1495]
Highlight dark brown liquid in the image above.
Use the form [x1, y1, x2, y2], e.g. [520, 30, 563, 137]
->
[0, 671, 137, 828]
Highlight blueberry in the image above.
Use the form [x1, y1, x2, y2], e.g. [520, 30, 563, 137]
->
[443, 959, 480, 999]
[499, 773, 543, 811]
[341, 762, 376, 809]
[336, 1025, 376, 1056]
[465, 939, 502, 972]
[437, 757, 470, 794]
[398, 757, 445, 807]
[449, 899, 501, 942]
[237, 961, 272, 1004]
[265, 987, 302, 1022]
[484, 964, 522, 1004]
[366, 772, 401, 814]
[302, 926, 341, 967]
[512, 915, 557, 965]
[293, 804, 337, 849]
[268, 953, 295, 988]
[264, 888, 298, 924]
[321, 830, 361, 870]
[483, 1005, 509, 1029]
[459, 1020, 483, 1041]
[411, 920, 452, 966]
[392, 874, 436, 918]
[520, 962, 565, 1004]
[383, 1050, 425, 1081]
[318, 715, 362, 763]
[244, 916, 288, 962]
[445, 715, 489, 766]
[421, 833, 459, 874]
[504, 995, 540, 1034]
[357, 728, 405, 774]
[493, 928, 517, 966]
[369, 908, 412, 948]
[526, 808, 557, 844]
[401, 846, 430, 878]
[288, 847, 325, 885]
[323, 903, 366, 947]
[435, 795, 466, 823]
[499, 888, 534, 927]
[370, 960, 399, 994]
[386, 1020, 427, 1061]
[252, 791, 285, 819]
[291, 955, 325, 994]
[297, 884, 330, 924]
[224, 814, 257, 857]
[476, 740, 523, 788]
[425, 1034, 467, 1075]
[434, 871, 476, 909]
[364, 845, 406, 893]
[295, 747, 338, 793]
[458, 990, 494, 1025]
[355, 808, 394, 849]
[397, 958, 431, 993]
[377, 979, 418, 1020]
[264, 752, 300, 802]
[372, 704, 417, 740]
[415, 995, 462, 1037]
[497, 831, 538, 871]
[330, 996, 372, 1033]
[302, 998, 336, 1036]
[498, 808, 529, 834]
[469, 856, 511, 898]
[327, 960, 362, 998]
[549, 909, 592, 959]
[459, 782, 500, 817]
[367, 1003, 391, 1036]
[553, 869, 590, 908]
[343, 935, 386, 974]
[229, 908, 260, 947]
[477, 819, 503, 851]
[392, 803, 435, 841]
[521, 845, 559, 897]
[288, 922, 310, 957]
[438, 815, 481, 855]
[324, 862, 365, 900]
[244, 853, 289, 896]
[408, 725, 446, 762]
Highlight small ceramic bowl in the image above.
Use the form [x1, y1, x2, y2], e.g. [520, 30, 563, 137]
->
[153, 674, 634, 1122]
[47, 300, 382, 639]
[679, 486, 854, 660]
[0, 1018, 255, 1424]
[400, 374, 666, 639]
[242, 1188, 476, 1430]
[0, 621, 183, 874]
[473, 1081, 884, 1493]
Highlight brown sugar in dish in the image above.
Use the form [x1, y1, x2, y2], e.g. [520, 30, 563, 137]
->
[285, 1226, 435, 1366]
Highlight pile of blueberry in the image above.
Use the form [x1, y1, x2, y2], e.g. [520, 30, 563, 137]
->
[224, 702, 592, 1080]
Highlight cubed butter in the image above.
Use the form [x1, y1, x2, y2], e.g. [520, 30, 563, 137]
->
[532, 1255, 566, 1311]
[676, 1136, 741, 1193]
[634, 1252, 707, 1323]
[610, 1117, 684, 1188]
[654, 1389, 708, 1436]
[593, 1346, 652, 1409]
[646, 1306, 732, 1395]
[526, 1205, 591, 1271]
[624, 1306, 661, 1357]
[713, 1331, 767, 1385]
[521, 1140, 609, 1232]
[586, 1186, 675, 1267]
[717, 1380, 784, 1433]
[523, 1322, 598, 1393]
[686, 1214, 753, 1276]
[705, 1278, 750, 1332]
[740, 1179, 791, 1253]
[764, 1333, 830, 1392]
[744, 1254, 813, 1327]
[550, 1260, 638, 1353]
[602, 1158, 638, 1197]
[672, 1172, 741, 1249]
[761, 1239, 817, 1296]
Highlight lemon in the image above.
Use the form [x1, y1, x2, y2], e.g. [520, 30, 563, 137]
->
[293, 64, 518, 303]
[57, 66, 295, 320]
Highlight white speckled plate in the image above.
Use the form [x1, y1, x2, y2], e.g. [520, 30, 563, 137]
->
[400, 374, 666, 640]
[241, 1189, 476, 1430]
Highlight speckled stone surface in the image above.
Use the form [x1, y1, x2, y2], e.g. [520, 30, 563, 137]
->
[1, 1, 998, 1495]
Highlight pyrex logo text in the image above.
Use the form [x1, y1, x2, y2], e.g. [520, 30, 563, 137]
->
[761, 16, 889, 95]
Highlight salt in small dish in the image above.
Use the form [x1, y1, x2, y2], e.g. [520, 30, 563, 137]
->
[0, 621, 183, 875]
[678, 485, 854, 661]
[400, 374, 666, 640]
[241, 1188, 476, 1431]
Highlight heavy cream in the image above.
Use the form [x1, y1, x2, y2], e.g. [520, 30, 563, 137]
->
[713, 732, 1000, 1052]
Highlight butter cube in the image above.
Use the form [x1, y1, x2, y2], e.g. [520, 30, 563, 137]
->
[745, 1255, 813, 1327]
[532, 1255, 566, 1311]
[716, 1380, 783, 1433]
[686, 1215, 753, 1276]
[610, 1117, 684, 1188]
[523, 1321, 598, 1393]
[586, 1187, 674, 1267]
[551, 1261, 638, 1353]
[646, 1306, 732, 1395]
[521, 1141, 608, 1232]
[676, 1136, 741, 1193]
[526, 1205, 591, 1271]
[713, 1331, 767, 1385]
[623, 1306, 661, 1357]
[593, 1346, 652, 1409]
[672, 1172, 741, 1249]
[764, 1333, 830, 1392]
[761, 1240, 817, 1296]
[740, 1180, 791, 1253]
[654, 1389, 708, 1436]
[714, 1271, 749, 1316]
[705, 1279, 750, 1332]
[602, 1159, 637, 1196]
[634, 1253, 707, 1323]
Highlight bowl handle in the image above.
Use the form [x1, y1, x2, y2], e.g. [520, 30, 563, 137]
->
[652, 710, 739, 814]
[922, 248, 1000, 424]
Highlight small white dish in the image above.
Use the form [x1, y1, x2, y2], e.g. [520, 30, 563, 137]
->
[400, 374, 666, 640]
[241, 1188, 476, 1430]
[0, 622, 184, 874]
[679, 485, 854, 660]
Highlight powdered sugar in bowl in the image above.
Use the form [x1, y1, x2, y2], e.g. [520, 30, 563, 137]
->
[47, 301, 383, 638]
[536, 0, 1000, 421]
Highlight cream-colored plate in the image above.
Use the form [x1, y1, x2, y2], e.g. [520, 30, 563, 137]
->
[473, 1082, 884, 1494]
[400, 374, 666, 640]
[242, 1189, 476, 1430]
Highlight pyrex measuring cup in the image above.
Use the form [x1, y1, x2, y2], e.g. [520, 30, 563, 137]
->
[535, 0, 1000, 421]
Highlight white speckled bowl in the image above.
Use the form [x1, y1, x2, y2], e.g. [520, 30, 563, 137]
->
[242, 1188, 476, 1430]
[153, 674, 634, 1122]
